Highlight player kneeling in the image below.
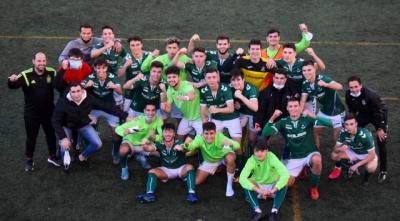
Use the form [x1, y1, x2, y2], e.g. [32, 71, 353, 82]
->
[239, 140, 289, 221]
[136, 123, 198, 203]
[330, 113, 378, 185]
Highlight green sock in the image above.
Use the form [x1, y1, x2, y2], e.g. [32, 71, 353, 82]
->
[235, 154, 243, 171]
[310, 172, 321, 188]
[186, 169, 196, 192]
[272, 186, 287, 210]
[244, 189, 259, 210]
[120, 155, 127, 168]
[112, 140, 121, 156]
[146, 173, 158, 193]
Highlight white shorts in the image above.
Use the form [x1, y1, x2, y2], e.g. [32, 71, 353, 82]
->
[160, 165, 185, 180]
[239, 114, 256, 131]
[305, 99, 317, 114]
[345, 148, 378, 163]
[256, 183, 276, 199]
[128, 108, 167, 120]
[315, 111, 344, 129]
[177, 117, 203, 136]
[211, 118, 242, 138]
[285, 152, 320, 177]
[89, 109, 120, 127]
[123, 98, 132, 112]
[121, 140, 144, 153]
[198, 159, 226, 175]
[171, 103, 183, 119]
[114, 91, 124, 106]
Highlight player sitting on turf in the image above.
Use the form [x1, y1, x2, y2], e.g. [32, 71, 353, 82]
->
[177, 122, 240, 197]
[82, 57, 123, 165]
[115, 101, 163, 180]
[262, 98, 331, 200]
[330, 113, 378, 185]
[239, 139, 289, 221]
[136, 123, 198, 203]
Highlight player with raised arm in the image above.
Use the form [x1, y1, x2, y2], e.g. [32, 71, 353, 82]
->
[263, 98, 332, 200]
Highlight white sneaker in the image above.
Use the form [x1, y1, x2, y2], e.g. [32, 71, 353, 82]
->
[64, 150, 71, 169]
[226, 187, 234, 197]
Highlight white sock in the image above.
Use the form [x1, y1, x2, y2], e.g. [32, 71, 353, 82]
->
[226, 172, 234, 197]
[255, 208, 262, 213]
[271, 208, 278, 213]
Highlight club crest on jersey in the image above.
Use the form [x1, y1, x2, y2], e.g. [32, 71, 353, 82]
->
[46, 75, 52, 83]
[362, 99, 366, 106]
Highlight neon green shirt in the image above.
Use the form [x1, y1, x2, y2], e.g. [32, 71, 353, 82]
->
[239, 152, 289, 190]
[166, 80, 201, 121]
[115, 115, 163, 145]
[185, 132, 240, 163]
[141, 53, 191, 81]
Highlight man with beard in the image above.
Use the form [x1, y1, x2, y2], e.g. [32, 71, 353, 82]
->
[188, 34, 235, 84]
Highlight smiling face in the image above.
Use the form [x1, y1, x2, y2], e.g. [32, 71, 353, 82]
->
[32, 52, 47, 73]
[231, 76, 244, 90]
[287, 100, 301, 118]
[167, 73, 179, 88]
[203, 129, 216, 144]
[267, 32, 280, 46]
[129, 40, 143, 54]
[144, 104, 156, 119]
[149, 67, 162, 84]
[102, 28, 114, 44]
[216, 39, 230, 54]
[249, 44, 261, 61]
[162, 128, 175, 143]
[302, 64, 316, 82]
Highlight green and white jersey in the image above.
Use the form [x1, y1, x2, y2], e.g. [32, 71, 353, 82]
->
[155, 139, 187, 169]
[185, 132, 240, 163]
[200, 83, 239, 120]
[93, 43, 130, 74]
[120, 51, 150, 99]
[239, 152, 289, 191]
[230, 82, 258, 115]
[82, 72, 120, 104]
[301, 74, 345, 116]
[337, 127, 375, 155]
[262, 116, 331, 159]
[141, 53, 191, 81]
[166, 80, 201, 121]
[206, 50, 235, 84]
[184, 60, 218, 83]
[276, 58, 304, 93]
[130, 76, 165, 112]
[115, 115, 163, 145]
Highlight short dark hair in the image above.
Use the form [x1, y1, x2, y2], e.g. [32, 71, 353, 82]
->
[150, 61, 164, 70]
[216, 35, 230, 43]
[68, 48, 83, 59]
[283, 43, 296, 51]
[267, 28, 280, 36]
[287, 97, 300, 104]
[347, 76, 362, 84]
[79, 24, 93, 31]
[205, 67, 219, 76]
[165, 66, 180, 76]
[301, 60, 315, 68]
[203, 122, 216, 131]
[193, 47, 206, 54]
[102, 25, 113, 32]
[165, 36, 180, 46]
[93, 56, 108, 67]
[162, 122, 176, 132]
[69, 81, 83, 90]
[145, 100, 157, 109]
[248, 39, 262, 48]
[344, 112, 357, 122]
[273, 68, 288, 77]
[254, 139, 269, 151]
[127, 36, 143, 44]
[230, 69, 244, 80]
